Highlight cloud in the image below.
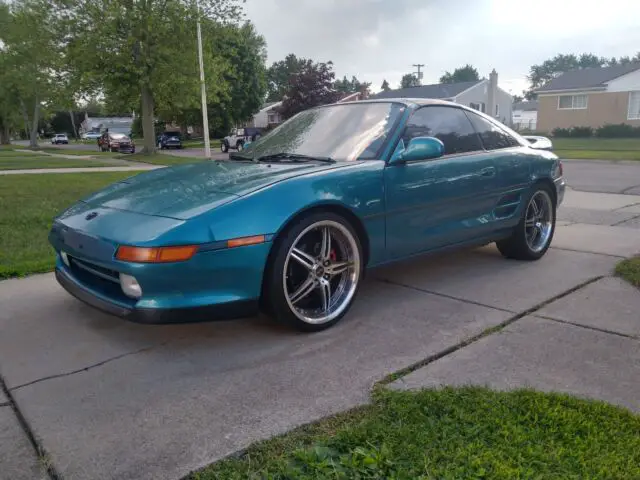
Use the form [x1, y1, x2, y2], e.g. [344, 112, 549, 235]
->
[245, 0, 640, 92]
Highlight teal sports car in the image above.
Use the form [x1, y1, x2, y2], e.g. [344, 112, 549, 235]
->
[49, 99, 565, 331]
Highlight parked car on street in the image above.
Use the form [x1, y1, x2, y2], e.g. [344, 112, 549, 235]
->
[50, 99, 565, 332]
[221, 127, 263, 153]
[51, 133, 69, 145]
[157, 131, 183, 149]
[98, 132, 135, 153]
[523, 135, 553, 151]
[82, 131, 102, 140]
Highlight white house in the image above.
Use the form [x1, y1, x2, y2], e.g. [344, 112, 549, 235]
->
[81, 114, 134, 135]
[372, 70, 513, 126]
[249, 102, 283, 129]
[512, 101, 538, 131]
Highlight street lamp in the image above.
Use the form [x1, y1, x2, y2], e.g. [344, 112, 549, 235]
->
[196, 0, 211, 159]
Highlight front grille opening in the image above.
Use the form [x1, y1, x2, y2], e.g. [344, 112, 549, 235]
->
[67, 256, 134, 306]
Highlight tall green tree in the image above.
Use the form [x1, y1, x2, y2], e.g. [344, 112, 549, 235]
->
[1, 0, 61, 147]
[380, 79, 391, 92]
[55, 0, 244, 154]
[266, 54, 309, 102]
[439, 64, 480, 84]
[400, 74, 420, 89]
[279, 60, 339, 119]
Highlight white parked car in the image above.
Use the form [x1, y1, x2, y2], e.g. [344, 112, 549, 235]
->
[82, 132, 101, 140]
[523, 135, 553, 151]
[51, 134, 69, 145]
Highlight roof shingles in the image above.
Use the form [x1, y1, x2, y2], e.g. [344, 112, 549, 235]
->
[372, 80, 482, 100]
[536, 63, 640, 92]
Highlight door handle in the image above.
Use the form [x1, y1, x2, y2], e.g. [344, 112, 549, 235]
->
[480, 167, 496, 177]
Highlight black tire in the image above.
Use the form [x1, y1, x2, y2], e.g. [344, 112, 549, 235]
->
[236, 140, 244, 151]
[264, 212, 364, 332]
[221, 142, 229, 153]
[496, 184, 556, 261]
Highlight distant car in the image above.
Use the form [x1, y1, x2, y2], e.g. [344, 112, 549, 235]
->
[51, 134, 69, 145]
[523, 135, 553, 151]
[157, 131, 183, 150]
[49, 99, 565, 332]
[221, 127, 263, 153]
[82, 132, 101, 140]
[98, 132, 135, 153]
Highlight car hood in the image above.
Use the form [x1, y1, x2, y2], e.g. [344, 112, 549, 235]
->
[80, 160, 349, 220]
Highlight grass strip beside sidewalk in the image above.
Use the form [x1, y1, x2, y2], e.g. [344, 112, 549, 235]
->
[194, 387, 640, 480]
[0, 172, 143, 279]
[616, 257, 640, 287]
[0, 155, 112, 170]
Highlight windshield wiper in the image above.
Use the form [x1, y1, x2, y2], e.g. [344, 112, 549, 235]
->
[229, 153, 253, 161]
[256, 152, 335, 164]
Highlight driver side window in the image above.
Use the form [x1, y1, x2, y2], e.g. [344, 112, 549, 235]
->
[401, 106, 483, 156]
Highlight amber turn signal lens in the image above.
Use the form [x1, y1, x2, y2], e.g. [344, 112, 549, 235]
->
[116, 245, 198, 263]
[227, 235, 266, 248]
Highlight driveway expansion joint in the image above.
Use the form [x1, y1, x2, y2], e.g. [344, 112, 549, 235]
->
[378, 275, 606, 386]
[374, 277, 516, 314]
[1, 372, 61, 480]
[550, 246, 627, 259]
[533, 314, 640, 341]
[10, 340, 174, 392]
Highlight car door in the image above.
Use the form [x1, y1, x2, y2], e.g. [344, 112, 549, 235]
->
[384, 106, 501, 260]
[464, 111, 532, 229]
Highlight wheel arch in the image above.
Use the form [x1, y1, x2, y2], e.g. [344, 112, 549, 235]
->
[259, 202, 371, 309]
[531, 176, 557, 206]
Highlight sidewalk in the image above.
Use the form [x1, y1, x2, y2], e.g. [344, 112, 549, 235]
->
[0, 165, 160, 175]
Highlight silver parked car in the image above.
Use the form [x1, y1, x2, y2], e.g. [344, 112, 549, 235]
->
[523, 135, 553, 151]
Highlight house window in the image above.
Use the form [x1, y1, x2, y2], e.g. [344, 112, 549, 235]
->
[268, 113, 278, 124]
[558, 94, 588, 110]
[628, 91, 640, 120]
[469, 102, 486, 113]
[495, 104, 499, 116]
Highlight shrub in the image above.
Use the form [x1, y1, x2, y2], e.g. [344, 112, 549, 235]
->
[569, 126, 593, 137]
[595, 123, 640, 138]
[552, 127, 572, 138]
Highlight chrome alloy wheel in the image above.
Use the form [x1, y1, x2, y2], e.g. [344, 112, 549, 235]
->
[525, 190, 554, 253]
[283, 220, 361, 325]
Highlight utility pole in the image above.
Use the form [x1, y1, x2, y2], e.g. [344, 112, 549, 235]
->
[412, 64, 425, 85]
[196, 0, 211, 159]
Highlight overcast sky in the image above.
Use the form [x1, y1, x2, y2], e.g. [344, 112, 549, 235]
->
[244, 0, 640, 95]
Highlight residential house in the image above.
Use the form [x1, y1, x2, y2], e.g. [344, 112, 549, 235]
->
[371, 70, 512, 125]
[535, 63, 640, 131]
[248, 102, 283, 129]
[512, 101, 538, 131]
[80, 114, 134, 135]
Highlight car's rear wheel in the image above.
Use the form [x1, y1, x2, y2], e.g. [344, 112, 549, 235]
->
[221, 142, 228, 153]
[497, 185, 556, 261]
[265, 213, 363, 332]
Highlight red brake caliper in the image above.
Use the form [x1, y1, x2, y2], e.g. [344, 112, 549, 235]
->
[329, 249, 337, 262]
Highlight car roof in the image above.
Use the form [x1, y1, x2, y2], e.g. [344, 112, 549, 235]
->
[331, 98, 462, 108]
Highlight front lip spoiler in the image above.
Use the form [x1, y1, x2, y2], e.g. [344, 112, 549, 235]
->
[55, 267, 258, 324]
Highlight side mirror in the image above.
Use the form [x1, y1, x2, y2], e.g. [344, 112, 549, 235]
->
[390, 136, 445, 164]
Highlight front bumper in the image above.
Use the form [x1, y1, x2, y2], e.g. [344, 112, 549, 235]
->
[55, 267, 258, 324]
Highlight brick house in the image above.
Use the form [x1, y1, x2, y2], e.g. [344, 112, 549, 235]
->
[535, 63, 640, 132]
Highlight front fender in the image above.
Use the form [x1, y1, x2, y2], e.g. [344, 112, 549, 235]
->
[201, 161, 387, 265]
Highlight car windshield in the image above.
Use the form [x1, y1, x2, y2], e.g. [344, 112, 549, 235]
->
[242, 102, 406, 162]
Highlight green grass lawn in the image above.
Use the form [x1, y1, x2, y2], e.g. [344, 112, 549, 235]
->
[615, 257, 640, 287]
[182, 139, 221, 148]
[195, 387, 640, 480]
[0, 155, 111, 170]
[117, 152, 206, 166]
[0, 172, 143, 279]
[553, 138, 640, 160]
[39, 147, 116, 157]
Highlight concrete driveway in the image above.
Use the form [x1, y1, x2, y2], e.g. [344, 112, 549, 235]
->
[1, 165, 640, 479]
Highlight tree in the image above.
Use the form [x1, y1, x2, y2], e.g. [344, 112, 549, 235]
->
[334, 75, 371, 98]
[400, 74, 420, 89]
[1, 0, 61, 147]
[56, 0, 244, 154]
[279, 60, 339, 119]
[439, 64, 480, 84]
[266, 54, 309, 102]
[380, 79, 391, 92]
[512, 94, 524, 104]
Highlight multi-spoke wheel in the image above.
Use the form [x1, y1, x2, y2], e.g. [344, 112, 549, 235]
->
[497, 185, 556, 260]
[264, 213, 363, 331]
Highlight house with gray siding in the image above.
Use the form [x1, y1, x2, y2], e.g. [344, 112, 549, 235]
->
[372, 70, 513, 126]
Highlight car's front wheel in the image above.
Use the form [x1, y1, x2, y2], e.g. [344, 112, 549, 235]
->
[221, 142, 229, 153]
[497, 185, 556, 261]
[265, 213, 363, 332]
